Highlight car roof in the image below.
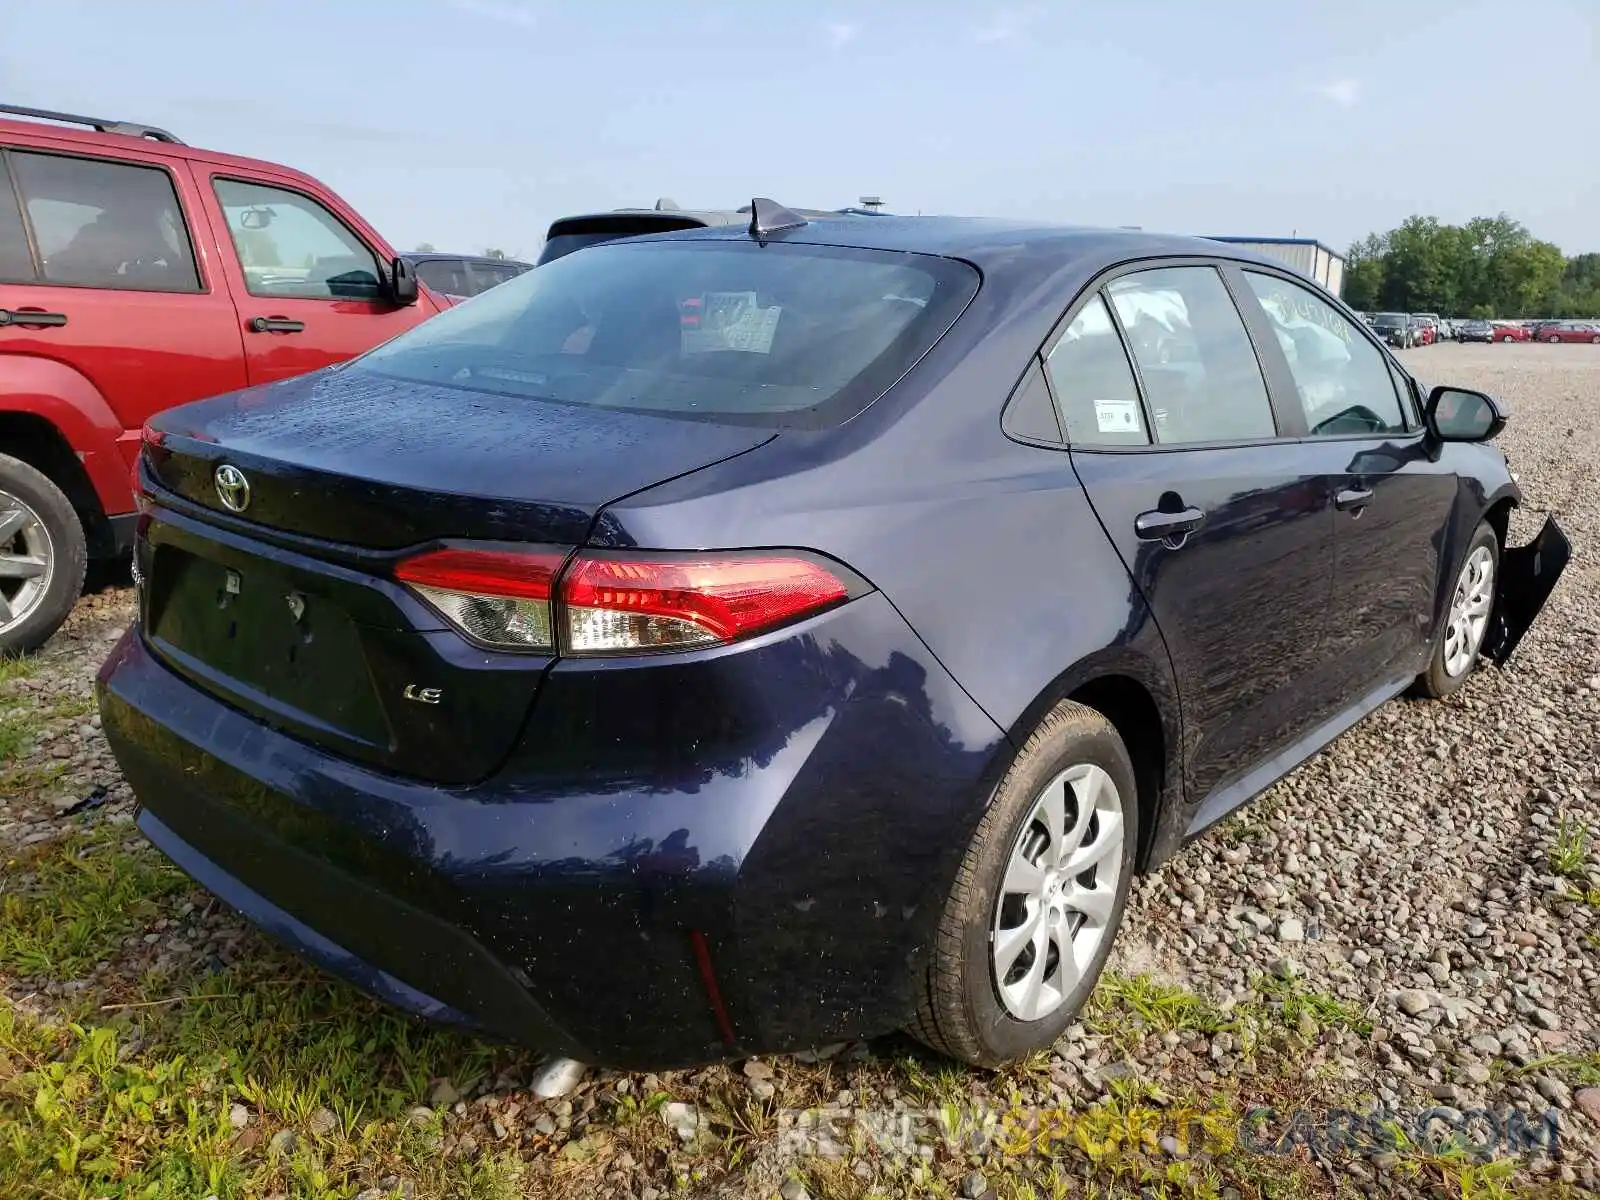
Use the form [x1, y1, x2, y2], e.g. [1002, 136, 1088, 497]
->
[632, 215, 1323, 286]
[0, 113, 347, 204]
[400, 251, 532, 267]
[545, 205, 846, 231]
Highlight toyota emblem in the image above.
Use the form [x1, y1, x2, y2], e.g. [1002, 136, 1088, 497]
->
[214, 464, 251, 513]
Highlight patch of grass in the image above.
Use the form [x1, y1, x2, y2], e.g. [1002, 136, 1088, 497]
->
[1251, 975, 1374, 1037]
[0, 653, 37, 687]
[0, 701, 43, 764]
[1514, 1051, 1600, 1086]
[0, 826, 190, 979]
[1548, 814, 1592, 878]
[1087, 973, 1233, 1041]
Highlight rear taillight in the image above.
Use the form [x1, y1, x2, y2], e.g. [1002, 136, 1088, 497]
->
[561, 552, 851, 654]
[395, 547, 567, 651]
[394, 546, 857, 655]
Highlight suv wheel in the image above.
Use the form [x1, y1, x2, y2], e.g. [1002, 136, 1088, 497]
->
[910, 699, 1138, 1066]
[0, 453, 87, 655]
[1413, 522, 1497, 699]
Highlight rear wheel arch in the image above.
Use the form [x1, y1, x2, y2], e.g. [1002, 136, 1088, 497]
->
[1003, 657, 1181, 875]
[0, 412, 113, 555]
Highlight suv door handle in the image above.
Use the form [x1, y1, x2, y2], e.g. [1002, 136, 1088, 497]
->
[249, 316, 306, 334]
[0, 308, 68, 328]
[1134, 506, 1206, 542]
[1335, 487, 1373, 512]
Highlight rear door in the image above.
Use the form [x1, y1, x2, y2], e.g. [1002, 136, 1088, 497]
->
[195, 171, 431, 385]
[1232, 266, 1461, 692]
[1048, 263, 1338, 812]
[0, 142, 246, 497]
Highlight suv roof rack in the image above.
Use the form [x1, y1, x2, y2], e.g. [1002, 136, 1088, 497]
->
[0, 103, 184, 144]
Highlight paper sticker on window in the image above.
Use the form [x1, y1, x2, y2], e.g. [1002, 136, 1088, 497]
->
[682, 291, 782, 355]
[1094, 399, 1142, 434]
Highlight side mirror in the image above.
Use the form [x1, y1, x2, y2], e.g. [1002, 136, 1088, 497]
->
[386, 255, 419, 307]
[1425, 386, 1506, 443]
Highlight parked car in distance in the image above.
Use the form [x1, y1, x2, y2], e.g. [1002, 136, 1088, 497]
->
[1410, 317, 1436, 346]
[1490, 322, 1531, 342]
[100, 205, 1569, 1070]
[536, 198, 882, 265]
[400, 252, 532, 304]
[1536, 320, 1600, 344]
[1415, 313, 1443, 342]
[1457, 319, 1496, 343]
[1369, 312, 1415, 347]
[0, 102, 441, 654]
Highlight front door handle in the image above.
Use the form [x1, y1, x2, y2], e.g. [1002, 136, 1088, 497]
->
[1134, 505, 1206, 542]
[1335, 487, 1374, 513]
[0, 308, 68, 328]
[249, 316, 306, 334]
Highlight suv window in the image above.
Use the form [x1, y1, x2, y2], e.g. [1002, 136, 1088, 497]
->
[1044, 295, 1148, 446]
[1243, 271, 1406, 436]
[1105, 266, 1276, 444]
[468, 260, 527, 292]
[0, 156, 34, 281]
[413, 257, 472, 297]
[8, 151, 200, 292]
[213, 179, 381, 300]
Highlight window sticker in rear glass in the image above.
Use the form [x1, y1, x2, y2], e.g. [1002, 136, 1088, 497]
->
[682, 291, 782, 355]
[1093, 398, 1143, 435]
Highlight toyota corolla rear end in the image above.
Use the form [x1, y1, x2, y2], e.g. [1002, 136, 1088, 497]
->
[97, 226, 1002, 1068]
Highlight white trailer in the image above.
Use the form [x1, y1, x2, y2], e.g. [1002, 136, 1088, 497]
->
[1204, 236, 1346, 298]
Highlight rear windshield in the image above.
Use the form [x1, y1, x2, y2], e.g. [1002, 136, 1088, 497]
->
[354, 239, 979, 428]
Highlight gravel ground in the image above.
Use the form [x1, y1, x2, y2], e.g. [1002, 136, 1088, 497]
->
[1, 341, 1597, 1199]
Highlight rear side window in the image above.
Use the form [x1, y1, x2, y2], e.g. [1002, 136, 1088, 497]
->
[468, 260, 528, 291]
[1044, 295, 1148, 446]
[1106, 266, 1276, 444]
[213, 179, 381, 300]
[8, 151, 200, 292]
[354, 239, 979, 428]
[0, 156, 35, 281]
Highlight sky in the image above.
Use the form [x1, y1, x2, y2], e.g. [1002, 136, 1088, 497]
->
[2, 0, 1596, 259]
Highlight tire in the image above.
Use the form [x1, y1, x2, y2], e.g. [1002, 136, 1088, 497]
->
[1413, 521, 1498, 700]
[1591, 335, 1600, 344]
[0, 453, 87, 656]
[910, 699, 1139, 1067]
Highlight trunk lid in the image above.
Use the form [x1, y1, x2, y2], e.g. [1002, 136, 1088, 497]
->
[139, 368, 774, 783]
[146, 367, 775, 547]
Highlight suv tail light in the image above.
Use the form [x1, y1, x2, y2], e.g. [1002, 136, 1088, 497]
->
[394, 546, 858, 655]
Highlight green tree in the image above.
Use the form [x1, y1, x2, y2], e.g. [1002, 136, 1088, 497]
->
[414, 241, 436, 252]
[1343, 213, 1594, 318]
[484, 247, 507, 259]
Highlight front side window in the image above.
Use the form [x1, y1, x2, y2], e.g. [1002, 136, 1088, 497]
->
[1243, 271, 1406, 436]
[213, 179, 381, 300]
[8, 151, 200, 291]
[1106, 266, 1276, 444]
[1044, 295, 1148, 446]
[353, 239, 979, 427]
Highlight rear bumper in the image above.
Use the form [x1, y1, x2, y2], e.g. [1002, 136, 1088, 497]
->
[98, 592, 1008, 1069]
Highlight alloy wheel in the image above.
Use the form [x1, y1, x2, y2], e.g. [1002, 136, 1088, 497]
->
[1443, 544, 1494, 678]
[0, 489, 53, 636]
[991, 763, 1124, 1021]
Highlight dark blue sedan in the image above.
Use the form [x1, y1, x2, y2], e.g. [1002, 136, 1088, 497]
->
[98, 203, 1568, 1069]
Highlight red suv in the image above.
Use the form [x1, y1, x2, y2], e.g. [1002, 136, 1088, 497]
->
[0, 104, 441, 653]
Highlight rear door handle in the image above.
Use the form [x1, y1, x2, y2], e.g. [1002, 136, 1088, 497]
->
[1134, 506, 1206, 542]
[1335, 487, 1373, 512]
[0, 308, 68, 328]
[249, 316, 306, 334]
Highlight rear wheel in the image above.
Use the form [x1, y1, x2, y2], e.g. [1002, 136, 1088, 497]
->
[910, 700, 1138, 1066]
[0, 453, 87, 656]
[1413, 522, 1497, 699]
